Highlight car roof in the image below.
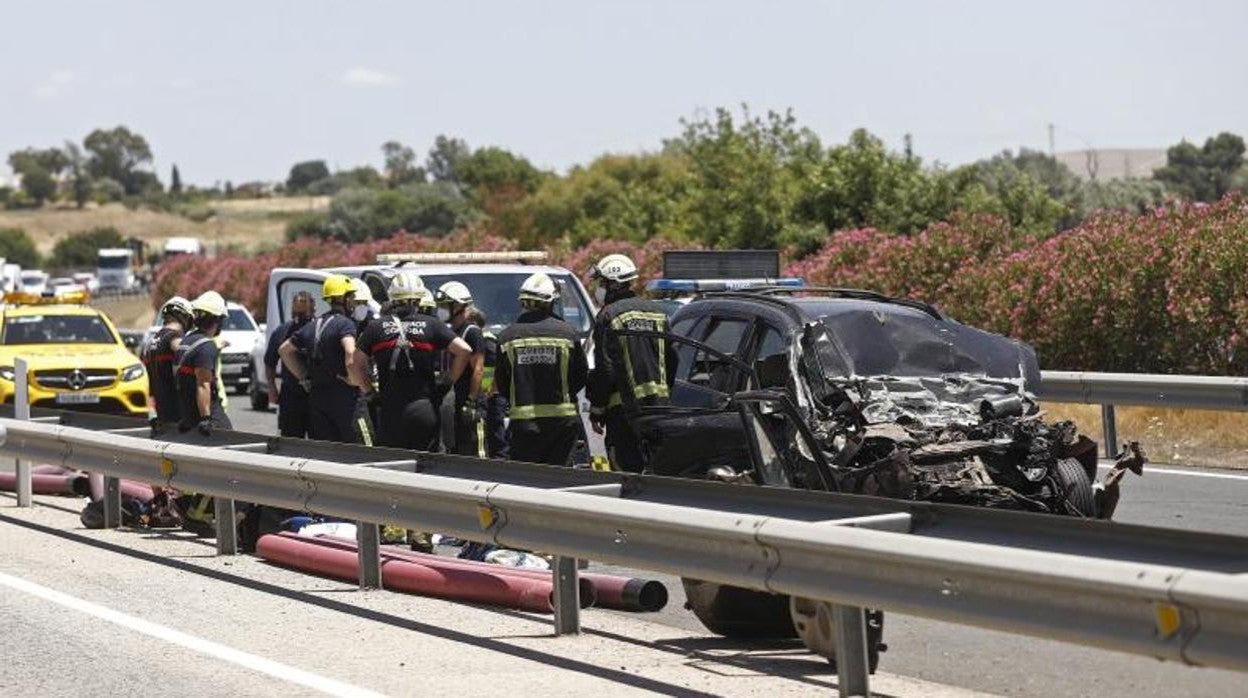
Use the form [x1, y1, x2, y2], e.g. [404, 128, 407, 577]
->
[319, 263, 578, 277]
[3, 304, 101, 317]
[695, 289, 944, 322]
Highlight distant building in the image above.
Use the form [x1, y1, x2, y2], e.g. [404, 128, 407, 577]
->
[1054, 148, 1167, 181]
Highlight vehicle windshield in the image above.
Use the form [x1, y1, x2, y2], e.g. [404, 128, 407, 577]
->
[816, 310, 1027, 380]
[415, 272, 592, 334]
[3, 314, 116, 345]
[97, 255, 131, 270]
[223, 308, 256, 331]
[20, 272, 46, 283]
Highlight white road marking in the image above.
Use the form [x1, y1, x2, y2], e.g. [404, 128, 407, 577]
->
[1098, 464, 1248, 481]
[0, 570, 385, 698]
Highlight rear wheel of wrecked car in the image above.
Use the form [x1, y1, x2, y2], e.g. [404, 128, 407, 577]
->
[681, 578, 797, 638]
[790, 597, 884, 672]
[1053, 457, 1096, 517]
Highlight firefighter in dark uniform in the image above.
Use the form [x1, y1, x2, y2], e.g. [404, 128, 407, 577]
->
[467, 307, 509, 459]
[278, 275, 375, 445]
[264, 291, 315, 437]
[588, 253, 677, 472]
[494, 272, 589, 466]
[142, 295, 193, 434]
[357, 272, 472, 450]
[436, 281, 488, 458]
[175, 291, 233, 434]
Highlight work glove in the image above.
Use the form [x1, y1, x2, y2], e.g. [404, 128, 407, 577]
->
[148, 416, 161, 439]
[589, 411, 605, 435]
[196, 418, 213, 437]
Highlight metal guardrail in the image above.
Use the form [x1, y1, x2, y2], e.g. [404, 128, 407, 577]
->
[1038, 370, 1248, 458]
[2, 407, 1247, 696]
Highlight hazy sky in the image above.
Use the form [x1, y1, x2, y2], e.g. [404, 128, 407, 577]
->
[2, 0, 1245, 185]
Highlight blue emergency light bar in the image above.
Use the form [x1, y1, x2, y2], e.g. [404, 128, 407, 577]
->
[645, 277, 805, 293]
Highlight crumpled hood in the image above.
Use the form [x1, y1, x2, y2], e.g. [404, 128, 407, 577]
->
[849, 374, 1032, 429]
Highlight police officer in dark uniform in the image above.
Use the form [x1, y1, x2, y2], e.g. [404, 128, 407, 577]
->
[494, 272, 589, 466]
[278, 275, 375, 445]
[264, 291, 315, 437]
[357, 272, 471, 449]
[143, 295, 193, 434]
[175, 291, 233, 434]
[436, 281, 488, 458]
[587, 253, 677, 472]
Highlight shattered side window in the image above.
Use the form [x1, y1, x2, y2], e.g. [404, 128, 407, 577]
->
[818, 310, 1025, 379]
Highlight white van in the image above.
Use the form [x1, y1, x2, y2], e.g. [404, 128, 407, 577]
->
[163, 237, 203, 259]
[251, 251, 604, 461]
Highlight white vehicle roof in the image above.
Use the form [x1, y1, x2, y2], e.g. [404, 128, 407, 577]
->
[164, 237, 202, 251]
[98, 248, 133, 256]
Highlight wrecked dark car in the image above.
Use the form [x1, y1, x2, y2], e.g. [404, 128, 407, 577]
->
[626, 287, 1144, 668]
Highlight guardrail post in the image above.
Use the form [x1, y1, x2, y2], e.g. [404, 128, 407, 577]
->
[214, 497, 238, 555]
[101, 476, 123, 528]
[357, 523, 382, 589]
[13, 358, 32, 507]
[833, 604, 870, 698]
[1101, 404, 1118, 459]
[552, 555, 580, 635]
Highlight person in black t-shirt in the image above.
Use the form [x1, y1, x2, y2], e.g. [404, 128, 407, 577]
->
[175, 291, 232, 434]
[436, 281, 488, 457]
[264, 291, 315, 437]
[358, 272, 472, 450]
[279, 275, 375, 445]
[143, 295, 194, 433]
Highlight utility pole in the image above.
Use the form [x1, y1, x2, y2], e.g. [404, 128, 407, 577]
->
[903, 133, 914, 163]
[1048, 123, 1055, 157]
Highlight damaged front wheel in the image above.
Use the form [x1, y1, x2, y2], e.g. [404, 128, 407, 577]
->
[1053, 457, 1096, 517]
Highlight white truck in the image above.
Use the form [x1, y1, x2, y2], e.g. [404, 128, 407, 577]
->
[96, 248, 137, 291]
[163, 237, 203, 259]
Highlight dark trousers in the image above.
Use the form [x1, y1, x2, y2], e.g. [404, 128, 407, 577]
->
[453, 400, 487, 458]
[308, 391, 373, 445]
[277, 388, 310, 438]
[605, 408, 645, 473]
[485, 395, 509, 459]
[508, 417, 578, 466]
[378, 398, 439, 451]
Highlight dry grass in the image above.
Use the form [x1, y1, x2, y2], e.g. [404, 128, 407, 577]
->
[1042, 402, 1248, 469]
[0, 196, 328, 255]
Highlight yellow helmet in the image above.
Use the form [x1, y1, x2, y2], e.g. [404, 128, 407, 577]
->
[322, 274, 353, 300]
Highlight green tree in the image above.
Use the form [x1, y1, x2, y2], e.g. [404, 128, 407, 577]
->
[324, 183, 476, 242]
[20, 167, 57, 205]
[170, 164, 183, 194]
[1154, 132, 1246, 201]
[63, 142, 92, 209]
[0, 228, 41, 268]
[83, 126, 156, 195]
[458, 147, 546, 196]
[667, 107, 822, 248]
[8, 147, 69, 179]
[286, 160, 330, 192]
[382, 141, 424, 187]
[520, 153, 693, 247]
[427, 135, 471, 183]
[50, 227, 125, 270]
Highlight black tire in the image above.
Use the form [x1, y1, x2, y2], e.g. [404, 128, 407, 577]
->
[1054, 457, 1096, 517]
[682, 578, 798, 638]
[249, 384, 269, 412]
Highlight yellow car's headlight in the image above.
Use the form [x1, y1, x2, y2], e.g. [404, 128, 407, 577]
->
[0, 366, 13, 382]
[121, 364, 145, 382]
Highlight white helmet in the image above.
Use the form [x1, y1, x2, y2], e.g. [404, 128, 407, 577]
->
[418, 287, 436, 311]
[436, 281, 473, 307]
[518, 272, 558, 305]
[161, 296, 193, 320]
[388, 271, 426, 302]
[191, 291, 227, 317]
[591, 253, 638, 284]
[349, 277, 373, 304]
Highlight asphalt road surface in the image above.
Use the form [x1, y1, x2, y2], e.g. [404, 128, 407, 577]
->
[3, 396, 1245, 696]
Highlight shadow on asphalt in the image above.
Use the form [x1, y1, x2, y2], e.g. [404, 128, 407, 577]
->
[0, 507, 730, 698]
